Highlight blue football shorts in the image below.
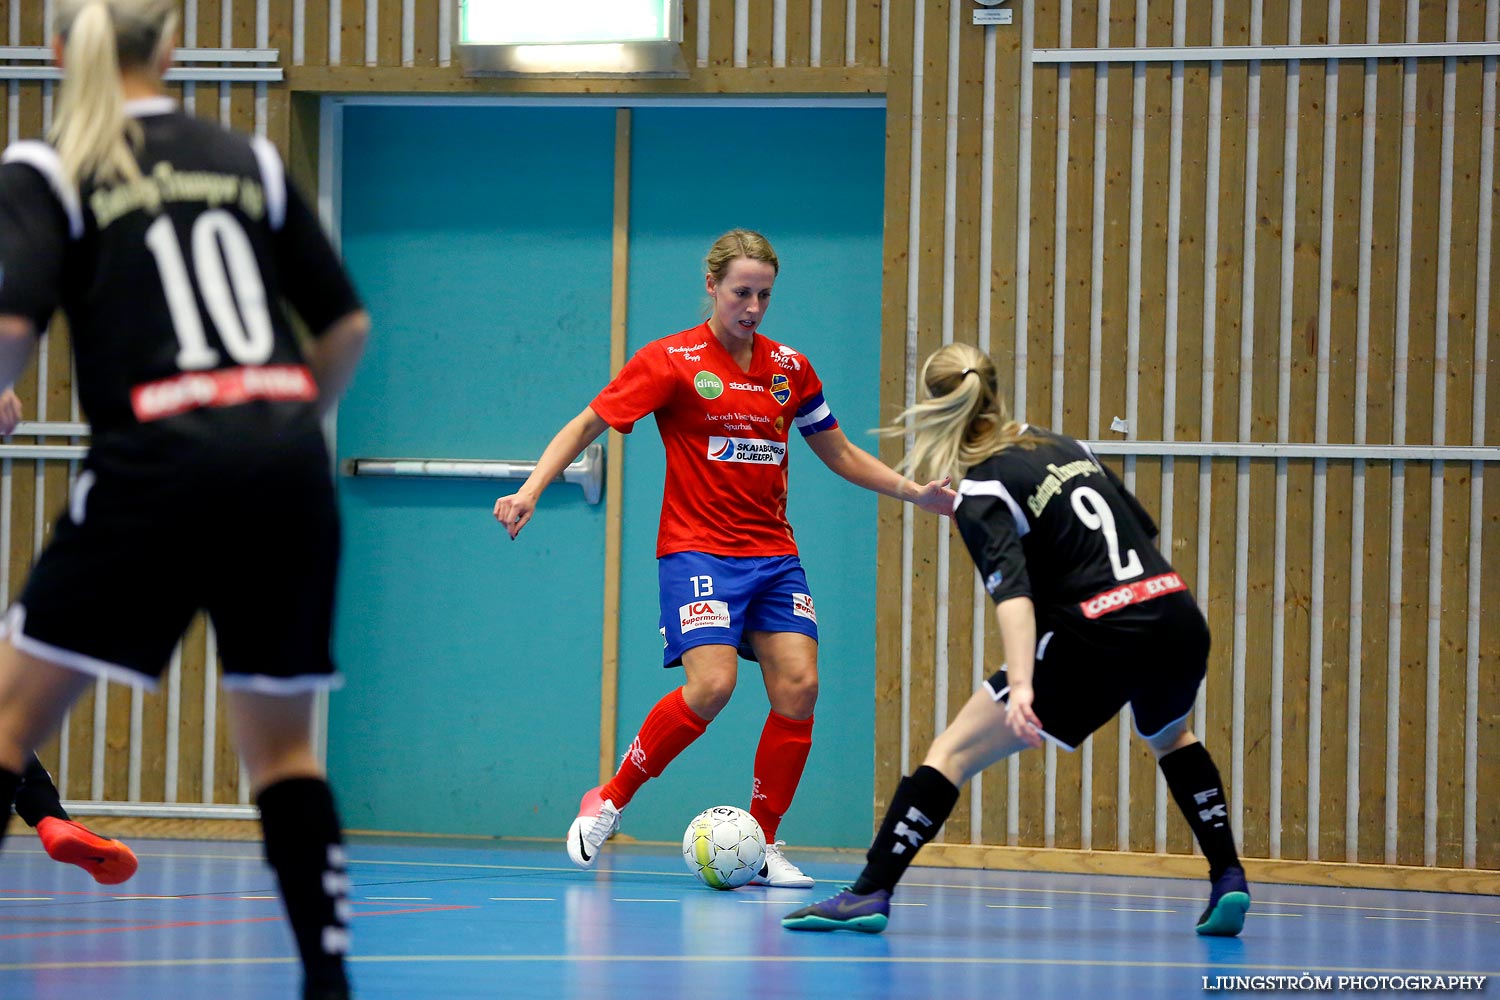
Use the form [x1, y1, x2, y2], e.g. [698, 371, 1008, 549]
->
[657, 552, 819, 668]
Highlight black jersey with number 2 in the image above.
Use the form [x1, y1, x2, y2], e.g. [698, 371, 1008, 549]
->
[954, 426, 1194, 641]
[0, 97, 360, 466]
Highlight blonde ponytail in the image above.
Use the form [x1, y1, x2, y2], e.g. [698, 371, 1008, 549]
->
[878, 343, 1030, 484]
[50, 0, 177, 187]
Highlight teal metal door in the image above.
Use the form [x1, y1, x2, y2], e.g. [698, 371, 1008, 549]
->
[331, 104, 616, 837]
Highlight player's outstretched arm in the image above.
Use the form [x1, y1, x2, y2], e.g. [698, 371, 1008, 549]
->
[994, 596, 1043, 748]
[804, 426, 956, 516]
[0, 317, 37, 402]
[493, 406, 610, 540]
[305, 309, 370, 417]
[0, 386, 22, 435]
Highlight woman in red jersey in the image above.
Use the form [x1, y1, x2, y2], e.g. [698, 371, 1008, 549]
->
[495, 229, 953, 886]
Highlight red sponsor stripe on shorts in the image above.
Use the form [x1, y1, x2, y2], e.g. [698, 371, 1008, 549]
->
[1079, 572, 1187, 619]
[131, 365, 318, 422]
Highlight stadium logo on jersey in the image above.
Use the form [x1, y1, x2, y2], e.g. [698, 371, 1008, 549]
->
[792, 593, 817, 623]
[770, 373, 791, 405]
[727, 380, 764, 393]
[679, 600, 731, 632]
[773, 345, 802, 371]
[694, 371, 724, 399]
[707, 436, 788, 465]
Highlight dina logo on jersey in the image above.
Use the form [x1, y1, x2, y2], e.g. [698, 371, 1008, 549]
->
[694, 371, 724, 399]
[770, 373, 791, 405]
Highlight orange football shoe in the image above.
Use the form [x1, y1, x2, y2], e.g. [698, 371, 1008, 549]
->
[37, 817, 139, 885]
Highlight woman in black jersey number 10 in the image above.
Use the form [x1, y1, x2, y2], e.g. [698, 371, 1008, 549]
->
[0, 4, 369, 999]
[784, 342, 1251, 938]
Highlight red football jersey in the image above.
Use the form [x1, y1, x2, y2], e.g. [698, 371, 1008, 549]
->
[590, 323, 839, 558]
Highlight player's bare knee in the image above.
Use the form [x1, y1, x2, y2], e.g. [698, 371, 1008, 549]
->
[1144, 721, 1196, 758]
[241, 746, 323, 795]
[686, 673, 736, 719]
[770, 672, 817, 719]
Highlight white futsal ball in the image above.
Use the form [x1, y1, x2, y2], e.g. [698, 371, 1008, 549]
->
[682, 805, 766, 890]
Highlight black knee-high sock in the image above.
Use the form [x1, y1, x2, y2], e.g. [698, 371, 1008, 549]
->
[0, 764, 21, 848]
[1159, 741, 1241, 881]
[257, 778, 350, 996]
[851, 765, 961, 895]
[14, 754, 69, 827]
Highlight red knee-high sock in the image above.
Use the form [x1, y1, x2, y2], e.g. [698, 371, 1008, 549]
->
[750, 710, 814, 842]
[601, 687, 709, 808]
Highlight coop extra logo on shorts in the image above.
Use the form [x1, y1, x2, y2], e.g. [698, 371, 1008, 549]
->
[679, 600, 731, 632]
[1079, 572, 1187, 619]
[792, 593, 817, 623]
[707, 436, 788, 464]
[131, 364, 318, 422]
[694, 371, 724, 399]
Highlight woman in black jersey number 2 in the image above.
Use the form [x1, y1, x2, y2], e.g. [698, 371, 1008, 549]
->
[0, 4, 369, 999]
[784, 343, 1252, 938]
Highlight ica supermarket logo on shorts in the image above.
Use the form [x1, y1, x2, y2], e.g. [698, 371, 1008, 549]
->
[707, 436, 788, 465]
[694, 371, 724, 399]
[792, 593, 817, 623]
[679, 600, 730, 632]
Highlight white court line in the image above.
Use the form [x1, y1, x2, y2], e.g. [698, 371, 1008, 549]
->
[1251, 912, 1304, 918]
[0, 897, 53, 901]
[14, 954, 1495, 977]
[890, 902, 927, 907]
[613, 898, 679, 903]
[363, 897, 430, 901]
[1112, 907, 1176, 913]
[986, 904, 1051, 909]
[237, 896, 276, 900]
[112, 895, 178, 900]
[488, 897, 555, 902]
[1365, 916, 1431, 921]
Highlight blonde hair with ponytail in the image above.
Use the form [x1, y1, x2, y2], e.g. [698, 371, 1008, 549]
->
[879, 342, 1031, 485]
[50, 0, 177, 186]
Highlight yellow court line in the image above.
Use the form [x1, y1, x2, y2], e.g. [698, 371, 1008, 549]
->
[2, 955, 1496, 977]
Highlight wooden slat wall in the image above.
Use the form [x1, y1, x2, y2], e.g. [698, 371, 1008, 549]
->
[1, 0, 1494, 883]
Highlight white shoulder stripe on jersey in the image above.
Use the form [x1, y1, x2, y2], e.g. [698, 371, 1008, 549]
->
[1, 141, 84, 239]
[1078, 437, 1104, 471]
[249, 135, 287, 231]
[123, 96, 177, 118]
[955, 478, 1030, 537]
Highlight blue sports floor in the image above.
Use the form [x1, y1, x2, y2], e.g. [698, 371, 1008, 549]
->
[0, 835, 1495, 999]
